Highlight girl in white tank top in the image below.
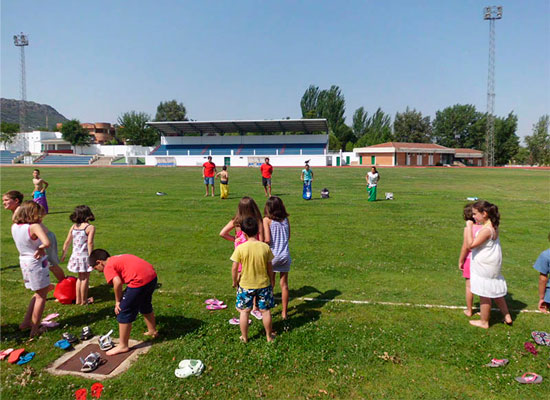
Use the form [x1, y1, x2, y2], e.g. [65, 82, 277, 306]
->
[11, 201, 51, 337]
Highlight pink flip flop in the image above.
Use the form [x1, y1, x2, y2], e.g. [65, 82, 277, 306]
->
[484, 358, 509, 367]
[205, 299, 224, 306]
[42, 313, 59, 322]
[206, 304, 227, 310]
[524, 342, 538, 355]
[41, 320, 60, 328]
[229, 318, 251, 325]
[515, 372, 543, 384]
[0, 348, 14, 361]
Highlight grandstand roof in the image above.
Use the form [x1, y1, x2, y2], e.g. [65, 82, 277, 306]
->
[147, 119, 329, 136]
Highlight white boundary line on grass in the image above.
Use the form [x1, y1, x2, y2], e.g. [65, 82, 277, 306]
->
[183, 291, 543, 314]
[296, 296, 544, 314]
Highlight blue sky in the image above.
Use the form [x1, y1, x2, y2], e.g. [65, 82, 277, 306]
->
[1, 0, 548, 140]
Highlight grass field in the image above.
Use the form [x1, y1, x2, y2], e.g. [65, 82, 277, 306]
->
[1, 166, 549, 399]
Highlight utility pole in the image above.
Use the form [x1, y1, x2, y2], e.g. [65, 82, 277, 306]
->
[13, 32, 29, 132]
[483, 6, 502, 167]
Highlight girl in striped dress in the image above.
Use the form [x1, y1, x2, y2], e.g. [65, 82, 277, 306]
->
[263, 196, 291, 319]
[61, 205, 96, 305]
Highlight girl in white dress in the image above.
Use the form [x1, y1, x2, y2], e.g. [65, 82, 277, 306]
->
[466, 200, 512, 328]
[11, 201, 51, 337]
[61, 205, 96, 305]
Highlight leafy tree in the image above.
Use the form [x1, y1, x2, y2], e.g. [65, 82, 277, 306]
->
[512, 146, 530, 165]
[334, 124, 355, 151]
[525, 114, 550, 165]
[317, 85, 346, 134]
[432, 104, 485, 149]
[393, 107, 432, 143]
[352, 107, 368, 139]
[61, 119, 90, 147]
[345, 141, 355, 152]
[493, 112, 519, 165]
[117, 111, 159, 146]
[356, 108, 393, 147]
[154, 100, 188, 121]
[300, 85, 320, 118]
[0, 122, 20, 145]
[328, 134, 341, 151]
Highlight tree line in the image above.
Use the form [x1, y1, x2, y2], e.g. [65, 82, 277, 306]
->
[3, 93, 547, 166]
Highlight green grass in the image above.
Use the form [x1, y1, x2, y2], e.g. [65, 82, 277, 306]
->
[1, 166, 549, 399]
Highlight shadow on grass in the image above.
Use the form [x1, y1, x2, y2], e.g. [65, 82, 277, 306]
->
[155, 315, 203, 341]
[267, 285, 342, 339]
[0, 264, 19, 272]
[46, 211, 71, 215]
[504, 291, 528, 322]
[1, 305, 115, 344]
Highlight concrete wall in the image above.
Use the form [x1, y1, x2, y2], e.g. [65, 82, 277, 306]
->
[146, 154, 344, 167]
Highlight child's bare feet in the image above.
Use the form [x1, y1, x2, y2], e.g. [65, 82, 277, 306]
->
[30, 325, 47, 337]
[86, 297, 94, 305]
[463, 309, 474, 317]
[106, 345, 130, 356]
[143, 330, 158, 338]
[19, 323, 31, 331]
[503, 316, 513, 325]
[239, 336, 248, 343]
[469, 320, 489, 329]
[267, 333, 276, 342]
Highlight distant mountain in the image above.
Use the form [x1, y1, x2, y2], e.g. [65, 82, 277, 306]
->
[1, 98, 68, 131]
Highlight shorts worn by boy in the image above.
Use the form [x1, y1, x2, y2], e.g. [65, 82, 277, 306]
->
[533, 249, 550, 303]
[231, 241, 274, 310]
[103, 255, 157, 323]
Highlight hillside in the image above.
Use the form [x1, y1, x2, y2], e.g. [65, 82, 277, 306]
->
[1, 98, 68, 131]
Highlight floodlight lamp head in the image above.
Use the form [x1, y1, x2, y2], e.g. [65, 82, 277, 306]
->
[496, 6, 503, 18]
[484, 7, 491, 19]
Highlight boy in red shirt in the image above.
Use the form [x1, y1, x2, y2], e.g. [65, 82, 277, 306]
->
[260, 157, 273, 197]
[202, 156, 217, 197]
[89, 249, 158, 355]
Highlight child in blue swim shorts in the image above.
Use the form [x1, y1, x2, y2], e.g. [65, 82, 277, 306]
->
[231, 217, 275, 342]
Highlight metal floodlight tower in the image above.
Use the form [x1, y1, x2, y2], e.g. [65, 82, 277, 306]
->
[483, 6, 502, 167]
[13, 32, 29, 132]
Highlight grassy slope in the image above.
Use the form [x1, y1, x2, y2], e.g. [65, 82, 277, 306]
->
[1, 166, 549, 399]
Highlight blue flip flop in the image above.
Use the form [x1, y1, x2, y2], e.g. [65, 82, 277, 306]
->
[55, 339, 71, 350]
[16, 352, 35, 365]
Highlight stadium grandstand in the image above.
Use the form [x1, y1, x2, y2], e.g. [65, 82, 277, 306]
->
[146, 119, 334, 167]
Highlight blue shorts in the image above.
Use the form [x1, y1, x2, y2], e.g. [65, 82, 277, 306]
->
[236, 285, 274, 310]
[204, 177, 214, 185]
[117, 277, 157, 324]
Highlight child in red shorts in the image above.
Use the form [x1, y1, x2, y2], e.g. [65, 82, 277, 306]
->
[89, 249, 158, 355]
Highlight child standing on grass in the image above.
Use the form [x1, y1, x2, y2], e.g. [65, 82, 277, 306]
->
[220, 196, 264, 320]
[231, 217, 275, 342]
[263, 196, 291, 320]
[458, 204, 483, 317]
[32, 169, 49, 214]
[532, 233, 550, 314]
[3, 190, 65, 282]
[89, 249, 158, 356]
[466, 200, 512, 329]
[61, 205, 96, 305]
[216, 166, 229, 199]
[11, 201, 51, 337]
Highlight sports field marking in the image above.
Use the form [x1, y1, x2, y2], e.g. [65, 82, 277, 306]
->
[184, 291, 544, 314]
[296, 296, 544, 314]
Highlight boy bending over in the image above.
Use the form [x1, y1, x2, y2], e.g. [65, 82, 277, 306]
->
[89, 249, 158, 355]
[231, 217, 275, 342]
[533, 234, 550, 313]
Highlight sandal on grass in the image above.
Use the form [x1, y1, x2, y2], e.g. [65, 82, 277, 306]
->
[80, 326, 94, 341]
[206, 304, 227, 310]
[62, 332, 78, 343]
[75, 388, 87, 400]
[8, 348, 26, 364]
[251, 310, 263, 320]
[16, 352, 35, 365]
[175, 359, 204, 378]
[80, 352, 101, 373]
[228, 318, 251, 325]
[54, 339, 72, 350]
[41, 320, 60, 328]
[42, 313, 59, 322]
[485, 358, 509, 367]
[0, 348, 14, 361]
[204, 298, 224, 306]
[91, 382, 104, 399]
[515, 372, 543, 384]
[524, 342, 538, 355]
[98, 330, 115, 351]
[531, 331, 550, 346]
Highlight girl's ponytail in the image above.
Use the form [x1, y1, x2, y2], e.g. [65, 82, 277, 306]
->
[487, 203, 500, 228]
